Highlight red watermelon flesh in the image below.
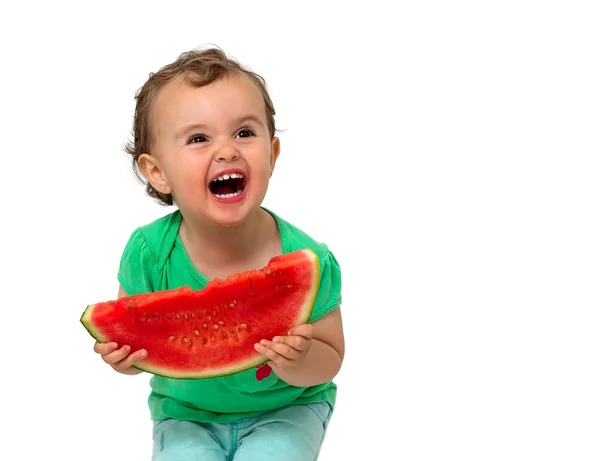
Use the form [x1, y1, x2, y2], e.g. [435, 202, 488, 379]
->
[81, 249, 320, 379]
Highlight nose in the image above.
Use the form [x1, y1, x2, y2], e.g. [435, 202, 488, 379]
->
[214, 141, 240, 162]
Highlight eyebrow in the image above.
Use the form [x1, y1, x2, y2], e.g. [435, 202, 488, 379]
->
[175, 115, 264, 139]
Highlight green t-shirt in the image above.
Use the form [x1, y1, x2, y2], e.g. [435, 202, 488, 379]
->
[117, 207, 342, 423]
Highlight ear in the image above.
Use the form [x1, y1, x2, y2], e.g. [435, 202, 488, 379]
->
[138, 153, 172, 194]
[269, 137, 280, 177]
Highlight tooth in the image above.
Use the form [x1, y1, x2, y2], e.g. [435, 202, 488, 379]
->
[214, 189, 243, 199]
[223, 174, 230, 180]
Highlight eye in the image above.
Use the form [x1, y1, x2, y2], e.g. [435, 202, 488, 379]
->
[236, 128, 255, 139]
[189, 134, 208, 144]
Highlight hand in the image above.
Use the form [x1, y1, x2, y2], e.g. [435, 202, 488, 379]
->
[93, 341, 147, 375]
[254, 324, 313, 370]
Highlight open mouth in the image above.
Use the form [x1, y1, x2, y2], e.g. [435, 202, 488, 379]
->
[209, 172, 247, 199]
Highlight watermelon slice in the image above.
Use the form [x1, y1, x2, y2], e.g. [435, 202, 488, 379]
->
[81, 249, 320, 379]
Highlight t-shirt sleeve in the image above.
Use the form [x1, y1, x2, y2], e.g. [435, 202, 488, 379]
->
[309, 250, 343, 322]
[117, 228, 157, 296]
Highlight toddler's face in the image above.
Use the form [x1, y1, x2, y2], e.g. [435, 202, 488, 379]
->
[142, 72, 279, 227]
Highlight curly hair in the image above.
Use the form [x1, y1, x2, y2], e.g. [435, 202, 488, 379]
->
[123, 46, 276, 206]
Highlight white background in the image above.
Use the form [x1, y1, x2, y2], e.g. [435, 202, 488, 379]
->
[2, 1, 599, 459]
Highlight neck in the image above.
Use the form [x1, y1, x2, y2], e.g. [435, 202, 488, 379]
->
[178, 208, 275, 268]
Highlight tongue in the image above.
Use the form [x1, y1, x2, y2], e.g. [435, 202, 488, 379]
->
[213, 185, 236, 196]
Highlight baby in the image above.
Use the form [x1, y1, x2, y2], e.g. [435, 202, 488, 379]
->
[92, 46, 345, 460]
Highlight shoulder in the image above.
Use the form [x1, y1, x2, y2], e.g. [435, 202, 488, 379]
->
[268, 209, 343, 320]
[124, 209, 181, 253]
[138, 210, 182, 249]
[270, 209, 334, 263]
[118, 210, 182, 294]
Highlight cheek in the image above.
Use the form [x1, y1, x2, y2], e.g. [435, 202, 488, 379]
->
[251, 159, 274, 184]
[166, 153, 209, 189]
[252, 143, 276, 173]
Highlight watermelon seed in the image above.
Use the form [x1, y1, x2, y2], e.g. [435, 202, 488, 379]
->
[229, 303, 235, 308]
[267, 269, 271, 274]
[191, 313, 195, 318]
[203, 324, 208, 328]
[287, 285, 292, 288]
[210, 334, 216, 343]
[183, 337, 188, 343]
[184, 314, 188, 320]
[219, 321, 224, 325]
[176, 313, 180, 319]
[214, 324, 219, 329]
[213, 311, 216, 316]
[240, 323, 247, 329]
[194, 330, 200, 336]
[207, 316, 211, 321]
[169, 336, 176, 341]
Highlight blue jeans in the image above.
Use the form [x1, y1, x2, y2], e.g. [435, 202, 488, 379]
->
[151, 401, 332, 461]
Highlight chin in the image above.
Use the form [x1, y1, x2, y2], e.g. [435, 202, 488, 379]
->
[206, 206, 257, 228]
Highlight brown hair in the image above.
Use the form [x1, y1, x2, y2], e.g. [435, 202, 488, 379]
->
[124, 46, 277, 206]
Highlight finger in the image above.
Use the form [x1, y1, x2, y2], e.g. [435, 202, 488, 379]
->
[112, 349, 147, 373]
[260, 339, 301, 360]
[101, 344, 132, 365]
[272, 335, 309, 352]
[288, 324, 313, 340]
[254, 341, 291, 366]
[93, 341, 118, 355]
[113, 361, 143, 375]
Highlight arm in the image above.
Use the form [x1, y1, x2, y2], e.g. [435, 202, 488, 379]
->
[255, 307, 345, 387]
[117, 284, 128, 299]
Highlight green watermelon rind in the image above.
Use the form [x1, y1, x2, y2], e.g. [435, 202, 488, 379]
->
[81, 307, 108, 344]
[81, 248, 321, 379]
